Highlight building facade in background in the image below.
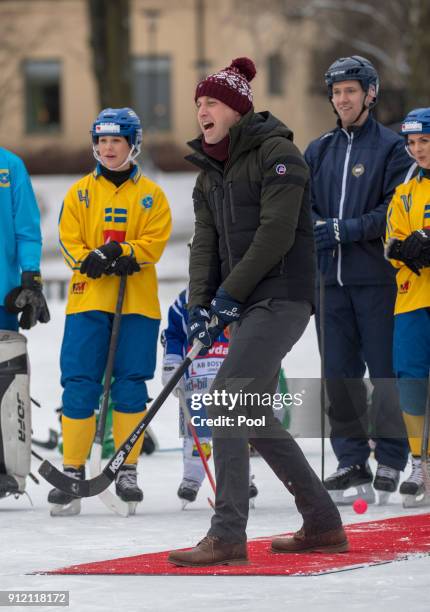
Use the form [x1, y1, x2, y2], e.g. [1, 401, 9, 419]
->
[0, 0, 341, 173]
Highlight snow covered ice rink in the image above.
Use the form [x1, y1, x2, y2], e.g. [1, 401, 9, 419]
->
[1, 243, 430, 611]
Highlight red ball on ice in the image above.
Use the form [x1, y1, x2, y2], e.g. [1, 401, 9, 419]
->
[353, 498, 368, 514]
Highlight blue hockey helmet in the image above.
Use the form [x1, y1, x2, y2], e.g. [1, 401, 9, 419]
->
[91, 107, 142, 166]
[91, 107, 142, 149]
[401, 108, 430, 136]
[325, 55, 379, 107]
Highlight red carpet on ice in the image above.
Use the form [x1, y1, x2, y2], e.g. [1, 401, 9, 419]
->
[44, 513, 430, 576]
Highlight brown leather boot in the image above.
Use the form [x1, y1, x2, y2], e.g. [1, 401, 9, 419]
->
[271, 526, 349, 554]
[168, 536, 249, 567]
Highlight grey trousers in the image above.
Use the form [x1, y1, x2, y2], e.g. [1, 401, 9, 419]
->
[206, 298, 342, 543]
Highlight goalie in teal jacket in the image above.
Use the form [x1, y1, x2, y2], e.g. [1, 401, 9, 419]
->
[0, 147, 49, 330]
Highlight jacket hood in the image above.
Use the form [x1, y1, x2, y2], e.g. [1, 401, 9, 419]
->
[230, 110, 293, 153]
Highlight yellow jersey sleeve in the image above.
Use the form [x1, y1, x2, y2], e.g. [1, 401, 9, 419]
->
[386, 176, 430, 314]
[59, 187, 91, 271]
[385, 187, 410, 270]
[120, 185, 172, 264]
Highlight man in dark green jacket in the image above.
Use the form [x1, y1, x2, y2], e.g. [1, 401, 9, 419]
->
[168, 58, 347, 567]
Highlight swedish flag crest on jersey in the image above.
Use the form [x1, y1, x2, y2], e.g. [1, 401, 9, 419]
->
[141, 195, 153, 209]
[0, 169, 10, 187]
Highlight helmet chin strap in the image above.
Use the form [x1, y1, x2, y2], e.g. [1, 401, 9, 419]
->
[405, 143, 418, 160]
[350, 93, 369, 126]
[92, 142, 141, 170]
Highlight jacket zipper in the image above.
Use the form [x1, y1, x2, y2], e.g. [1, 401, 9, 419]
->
[227, 182, 236, 223]
[210, 185, 221, 227]
[336, 130, 354, 286]
[215, 185, 234, 272]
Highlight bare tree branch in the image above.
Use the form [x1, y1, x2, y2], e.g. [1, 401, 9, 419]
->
[323, 22, 409, 75]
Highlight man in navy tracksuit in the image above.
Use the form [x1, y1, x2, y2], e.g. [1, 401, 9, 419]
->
[305, 56, 413, 505]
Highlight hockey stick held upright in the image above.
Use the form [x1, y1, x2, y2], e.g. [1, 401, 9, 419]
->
[89, 274, 130, 516]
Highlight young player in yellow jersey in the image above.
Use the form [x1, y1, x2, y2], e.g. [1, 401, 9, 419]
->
[48, 108, 172, 515]
[386, 108, 430, 507]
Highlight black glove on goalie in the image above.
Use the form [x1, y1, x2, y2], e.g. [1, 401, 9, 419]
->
[5, 271, 50, 329]
[80, 242, 122, 279]
[107, 256, 140, 277]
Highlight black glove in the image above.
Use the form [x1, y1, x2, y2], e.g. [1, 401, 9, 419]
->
[187, 306, 213, 352]
[386, 239, 426, 276]
[107, 256, 140, 277]
[80, 242, 122, 279]
[401, 229, 430, 260]
[5, 271, 50, 329]
[209, 288, 243, 329]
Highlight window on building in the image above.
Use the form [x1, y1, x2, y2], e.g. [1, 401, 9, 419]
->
[24, 60, 61, 133]
[267, 53, 285, 96]
[133, 56, 171, 132]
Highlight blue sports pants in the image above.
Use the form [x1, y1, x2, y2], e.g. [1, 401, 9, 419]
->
[61, 310, 159, 419]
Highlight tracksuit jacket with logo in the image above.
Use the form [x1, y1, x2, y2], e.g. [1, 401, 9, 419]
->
[304, 115, 413, 468]
[305, 115, 415, 286]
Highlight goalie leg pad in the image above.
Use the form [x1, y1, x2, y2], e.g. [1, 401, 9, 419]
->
[0, 330, 31, 494]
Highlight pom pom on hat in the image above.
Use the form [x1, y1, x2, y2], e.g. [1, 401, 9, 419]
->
[195, 57, 257, 115]
[230, 57, 256, 82]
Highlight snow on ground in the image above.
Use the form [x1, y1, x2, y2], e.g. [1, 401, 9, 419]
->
[1, 249, 430, 611]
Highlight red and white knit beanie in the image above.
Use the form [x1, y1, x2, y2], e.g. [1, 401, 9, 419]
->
[195, 57, 257, 115]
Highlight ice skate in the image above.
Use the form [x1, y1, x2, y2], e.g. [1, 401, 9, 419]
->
[324, 462, 375, 505]
[373, 464, 400, 505]
[48, 466, 85, 517]
[0, 473, 20, 498]
[177, 479, 200, 509]
[400, 457, 430, 508]
[249, 474, 258, 509]
[115, 465, 143, 515]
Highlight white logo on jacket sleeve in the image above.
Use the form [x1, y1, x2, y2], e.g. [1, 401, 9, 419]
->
[275, 163, 287, 175]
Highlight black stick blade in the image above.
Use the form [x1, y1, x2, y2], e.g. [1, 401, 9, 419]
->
[38, 344, 202, 498]
[38, 460, 113, 497]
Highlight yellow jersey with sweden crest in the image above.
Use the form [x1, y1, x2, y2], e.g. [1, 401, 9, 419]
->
[386, 173, 430, 315]
[59, 164, 172, 318]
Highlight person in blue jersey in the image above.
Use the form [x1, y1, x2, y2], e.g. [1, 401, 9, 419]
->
[0, 147, 49, 498]
[305, 56, 412, 505]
